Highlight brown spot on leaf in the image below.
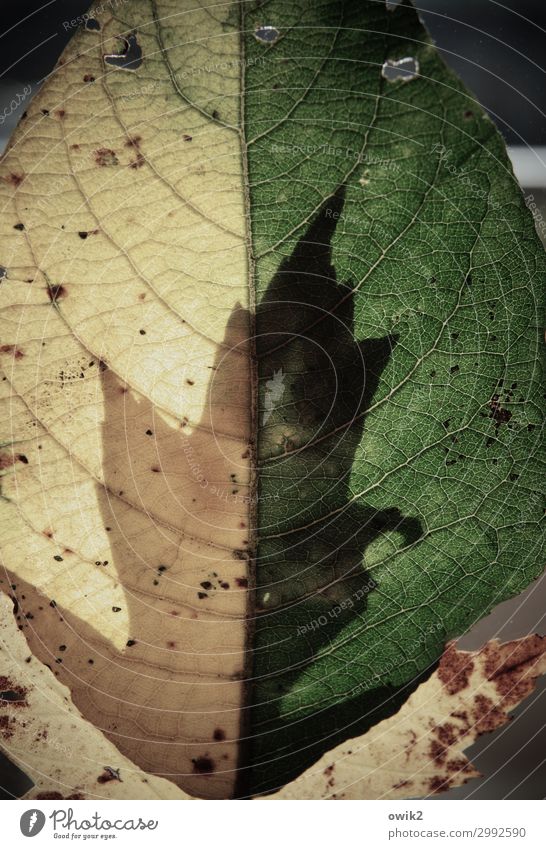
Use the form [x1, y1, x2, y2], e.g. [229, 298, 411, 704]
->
[428, 775, 451, 793]
[446, 757, 472, 774]
[5, 173, 24, 187]
[489, 395, 512, 427]
[472, 693, 505, 733]
[436, 722, 458, 747]
[192, 756, 215, 774]
[430, 739, 447, 765]
[0, 714, 15, 739]
[437, 642, 474, 694]
[94, 147, 119, 167]
[130, 152, 145, 169]
[392, 779, 411, 790]
[47, 284, 67, 303]
[0, 454, 13, 470]
[0, 344, 24, 360]
[0, 677, 28, 706]
[213, 728, 225, 741]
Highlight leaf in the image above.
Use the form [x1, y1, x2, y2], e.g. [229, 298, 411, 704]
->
[266, 635, 546, 799]
[0, 595, 188, 799]
[0, 0, 544, 798]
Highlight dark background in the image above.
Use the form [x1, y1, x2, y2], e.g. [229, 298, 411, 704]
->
[0, 0, 544, 801]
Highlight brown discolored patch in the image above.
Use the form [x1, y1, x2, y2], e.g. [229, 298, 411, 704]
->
[0, 676, 28, 706]
[56, 109, 66, 119]
[488, 395, 512, 427]
[35, 791, 85, 799]
[450, 709, 468, 722]
[83, 74, 95, 83]
[472, 693, 505, 733]
[125, 135, 141, 148]
[0, 453, 15, 470]
[212, 728, 225, 741]
[429, 739, 447, 765]
[0, 714, 15, 739]
[97, 771, 115, 784]
[428, 775, 451, 793]
[192, 756, 215, 774]
[0, 344, 24, 359]
[5, 173, 24, 187]
[446, 757, 472, 774]
[94, 147, 119, 167]
[437, 642, 474, 694]
[47, 284, 67, 303]
[130, 152, 145, 169]
[235, 577, 248, 588]
[484, 635, 545, 698]
[436, 722, 458, 747]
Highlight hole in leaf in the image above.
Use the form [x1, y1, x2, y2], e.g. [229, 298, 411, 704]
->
[104, 33, 143, 71]
[382, 56, 419, 82]
[254, 25, 280, 44]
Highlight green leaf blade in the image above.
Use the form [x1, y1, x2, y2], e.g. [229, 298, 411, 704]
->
[246, 0, 545, 794]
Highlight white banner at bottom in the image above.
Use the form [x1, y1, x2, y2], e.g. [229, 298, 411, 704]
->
[1, 799, 543, 849]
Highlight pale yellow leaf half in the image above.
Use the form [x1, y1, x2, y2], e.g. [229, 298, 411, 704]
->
[0, 0, 252, 799]
[267, 636, 546, 800]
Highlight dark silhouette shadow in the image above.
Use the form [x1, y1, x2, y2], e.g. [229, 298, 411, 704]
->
[245, 186, 424, 795]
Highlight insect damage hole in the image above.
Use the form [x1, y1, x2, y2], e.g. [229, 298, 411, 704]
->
[104, 33, 143, 71]
[254, 25, 280, 44]
[382, 56, 419, 82]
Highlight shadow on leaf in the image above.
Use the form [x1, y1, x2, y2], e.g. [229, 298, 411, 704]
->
[246, 186, 424, 795]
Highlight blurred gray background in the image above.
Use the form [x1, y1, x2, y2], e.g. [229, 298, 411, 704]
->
[0, 0, 544, 801]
